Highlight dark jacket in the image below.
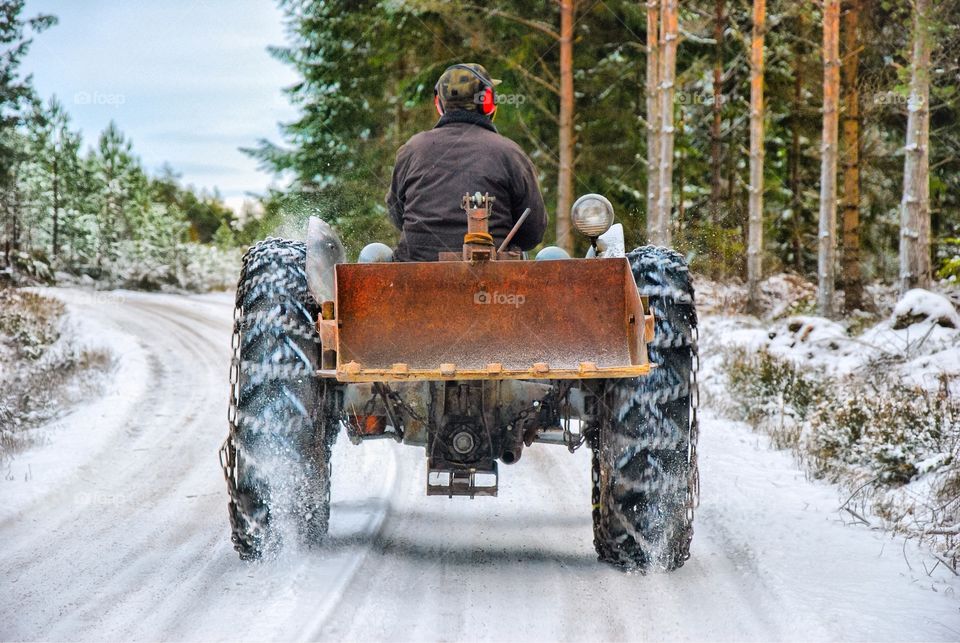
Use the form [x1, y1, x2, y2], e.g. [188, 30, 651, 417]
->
[386, 110, 548, 262]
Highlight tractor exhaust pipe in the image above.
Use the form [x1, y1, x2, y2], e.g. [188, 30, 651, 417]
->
[500, 423, 525, 465]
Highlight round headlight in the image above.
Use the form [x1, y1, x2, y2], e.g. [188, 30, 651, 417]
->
[571, 194, 614, 238]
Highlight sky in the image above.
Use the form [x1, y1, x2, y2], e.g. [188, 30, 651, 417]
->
[22, 0, 299, 212]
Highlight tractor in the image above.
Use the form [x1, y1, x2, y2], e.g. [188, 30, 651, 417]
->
[220, 193, 698, 571]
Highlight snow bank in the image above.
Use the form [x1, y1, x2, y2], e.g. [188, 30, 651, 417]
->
[0, 289, 113, 455]
[893, 288, 960, 329]
[702, 287, 960, 569]
[715, 295, 960, 388]
[0, 289, 149, 522]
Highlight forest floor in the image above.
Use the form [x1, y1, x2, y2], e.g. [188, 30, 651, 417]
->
[0, 283, 958, 641]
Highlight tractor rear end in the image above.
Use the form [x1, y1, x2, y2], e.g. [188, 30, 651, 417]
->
[220, 193, 699, 571]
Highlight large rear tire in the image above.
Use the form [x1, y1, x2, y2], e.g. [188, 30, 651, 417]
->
[592, 245, 698, 571]
[226, 238, 333, 560]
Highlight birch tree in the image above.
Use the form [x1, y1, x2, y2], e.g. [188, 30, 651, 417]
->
[817, 0, 841, 318]
[747, 0, 765, 313]
[899, 0, 932, 293]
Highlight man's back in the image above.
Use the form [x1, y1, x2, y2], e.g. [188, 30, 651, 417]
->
[386, 64, 547, 262]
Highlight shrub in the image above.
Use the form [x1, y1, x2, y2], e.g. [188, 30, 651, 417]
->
[0, 288, 112, 459]
[720, 344, 960, 566]
[723, 347, 827, 449]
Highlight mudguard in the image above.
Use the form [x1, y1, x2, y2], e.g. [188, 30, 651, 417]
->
[305, 216, 346, 306]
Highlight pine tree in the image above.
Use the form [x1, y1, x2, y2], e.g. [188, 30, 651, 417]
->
[746, 0, 765, 313]
[818, 0, 841, 318]
[840, 0, 863, 311]
[24, 97, 82, 261]
[92, 121, 146, 265]
[1, 1, 56, 266]
[246, 0, 447, 254]
[654, 0, 679, 247]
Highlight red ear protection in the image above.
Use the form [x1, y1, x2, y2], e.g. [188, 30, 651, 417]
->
[434, 94, 444, 116]
[480, 86, 496, 116]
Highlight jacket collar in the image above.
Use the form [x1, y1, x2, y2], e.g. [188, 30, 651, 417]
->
[434, 109, 498, 134]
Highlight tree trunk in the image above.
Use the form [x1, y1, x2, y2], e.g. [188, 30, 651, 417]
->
[789, 46, 803, 272]
[12, 174, 21, 259]
[556, 0, 575, 253]
[2, 188, 10, 268]
[840, 0, 862, 311]
[746, 0, 765, 313]
[52, 153, 60, 259]
[655, 0, 679, 247]
[817, 0, 841, 318]
[726, 74, 739, 239]
[899, 0, 932, 293]
[677, 109, 686, 227]
[392, 56, 405, 151]
[645, 0, 661, 243]
[710, 0, 725, 226]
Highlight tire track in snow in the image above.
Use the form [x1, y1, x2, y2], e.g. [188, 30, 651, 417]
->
[0, 290, 397, 642]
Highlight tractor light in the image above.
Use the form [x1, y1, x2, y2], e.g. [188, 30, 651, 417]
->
[571, 194, 614, 238]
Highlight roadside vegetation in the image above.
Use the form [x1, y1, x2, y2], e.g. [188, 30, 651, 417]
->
[700, 275, 960, 571]
[0, 288, 111, 459]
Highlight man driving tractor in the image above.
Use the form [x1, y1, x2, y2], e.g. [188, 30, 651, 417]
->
[386, 63, 548, 262]
[226, 64, 699, 572]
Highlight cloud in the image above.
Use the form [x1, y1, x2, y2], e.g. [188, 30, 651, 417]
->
[24, 0, 298, 199]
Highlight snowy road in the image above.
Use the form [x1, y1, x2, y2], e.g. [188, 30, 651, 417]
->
[1, 289, 958, 641]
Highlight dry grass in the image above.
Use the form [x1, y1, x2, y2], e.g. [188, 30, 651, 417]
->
[0, 288, 112, 458]
[721, 346, 960, 569]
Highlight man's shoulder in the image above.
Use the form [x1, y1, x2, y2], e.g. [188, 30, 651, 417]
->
[398, 130, 434, 155]
[402, 123, 529, 161]
[490, 132, 526, 155]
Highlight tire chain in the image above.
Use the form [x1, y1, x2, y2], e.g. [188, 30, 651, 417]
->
[219, 285, 246, 553]
[686, 323, 700, 556]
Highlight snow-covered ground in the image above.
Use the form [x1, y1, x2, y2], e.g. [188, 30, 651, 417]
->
[697, 280, 960, 567]
[699, 287, 960, 390]
[1, 289, 958, 641]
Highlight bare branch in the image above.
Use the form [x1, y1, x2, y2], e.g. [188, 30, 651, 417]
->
[473, 6, 560, 40]
[503, 60, 560, 96]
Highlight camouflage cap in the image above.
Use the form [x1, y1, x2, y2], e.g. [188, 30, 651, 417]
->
[435, 63, 502, 111]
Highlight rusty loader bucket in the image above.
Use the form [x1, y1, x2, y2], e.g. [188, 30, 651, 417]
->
[317, 257, 654, 382]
